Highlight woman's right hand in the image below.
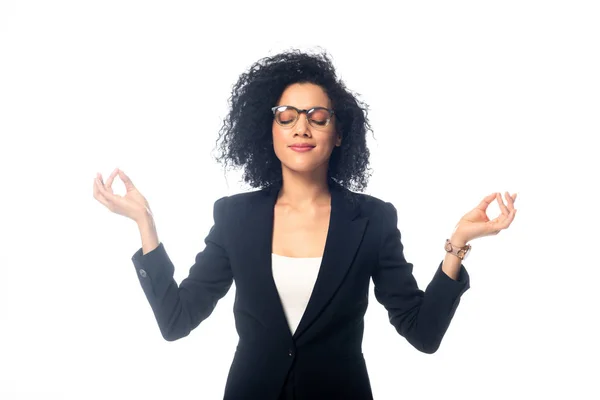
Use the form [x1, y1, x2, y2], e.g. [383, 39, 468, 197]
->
[93, 168, 153, 223]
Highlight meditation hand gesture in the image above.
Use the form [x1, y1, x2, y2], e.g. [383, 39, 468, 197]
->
[453, 192, 518, 243]
[93, 168, 153, 223]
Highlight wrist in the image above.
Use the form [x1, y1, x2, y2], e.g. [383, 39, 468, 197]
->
[136, 213, 155, 228]
[449, 235, 468, 247]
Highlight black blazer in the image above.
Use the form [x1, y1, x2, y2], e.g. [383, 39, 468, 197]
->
[131, 179, 470, 399]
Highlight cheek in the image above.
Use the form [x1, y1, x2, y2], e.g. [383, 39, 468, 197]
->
[323, 132, 339, 148]
[272, 125, 283, 143]
[272, 128, 287, 158]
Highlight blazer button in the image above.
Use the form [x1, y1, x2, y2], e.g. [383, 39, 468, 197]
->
[288, 349, 293, 357]
[139, 269, 147, 278]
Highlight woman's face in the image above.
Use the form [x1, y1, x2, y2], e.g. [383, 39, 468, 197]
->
[272, 83, 341, 175]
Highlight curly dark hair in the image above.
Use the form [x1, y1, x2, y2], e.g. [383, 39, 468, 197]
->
[212, 48, 374, 193]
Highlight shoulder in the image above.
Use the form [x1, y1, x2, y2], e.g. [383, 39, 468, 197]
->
[346, 189, 397, 220]
[211, 188, 269, 216]
[214, 188, 265, 204]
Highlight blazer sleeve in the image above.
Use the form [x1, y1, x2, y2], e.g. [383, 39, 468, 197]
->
[131, 196, 233, 341]
[372, 201, 470, 354]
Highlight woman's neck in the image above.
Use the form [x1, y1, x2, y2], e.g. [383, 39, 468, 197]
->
[277, 169, 331, 209]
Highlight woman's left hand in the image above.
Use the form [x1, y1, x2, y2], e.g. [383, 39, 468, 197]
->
[452, 192, 518, 243]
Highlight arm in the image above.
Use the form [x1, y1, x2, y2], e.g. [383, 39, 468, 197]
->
[131, 196, 233, 341]
[441, 235, 468, 281]
[371, 202, 470, 354]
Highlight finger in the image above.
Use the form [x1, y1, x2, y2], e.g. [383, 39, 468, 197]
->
[98, 172, 105, 188]
[94, 176, 107, 197]
[94, 178, 111, 209]
[504, 191, 515, 212]
[508, 208, 517, 224]
[95, 176, 117, 203]
[476, 193, 498, 211]
[93, 177, 101, 197]
[104, 168, 119, 193]
[117, 169, 136, 191]
[506, 191, 518, 204]
[94, 174, 106, 191]
[497, 193, 510, 216]
[495, 208, 517, 230]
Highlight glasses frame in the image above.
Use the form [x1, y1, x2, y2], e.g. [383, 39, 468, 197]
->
[271, 105, 335, 129]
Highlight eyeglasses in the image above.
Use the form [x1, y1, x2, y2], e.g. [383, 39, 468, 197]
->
[271, 105, 335, 129]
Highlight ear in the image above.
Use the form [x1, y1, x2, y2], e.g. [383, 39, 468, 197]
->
[335, 134, 342, 147]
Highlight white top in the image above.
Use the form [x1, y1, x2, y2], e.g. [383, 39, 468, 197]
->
[271, 253, 322, 335]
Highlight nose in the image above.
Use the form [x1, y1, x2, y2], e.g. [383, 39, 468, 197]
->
[294, 112, 311, 136]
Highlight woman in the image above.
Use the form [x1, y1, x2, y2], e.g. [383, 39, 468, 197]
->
[93, 50, 517, 399]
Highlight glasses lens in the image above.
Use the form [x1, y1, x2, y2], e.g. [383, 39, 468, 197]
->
[275, 107, 298, 126]
[308, 108, 331, 126]
[273, 107, 332, 128]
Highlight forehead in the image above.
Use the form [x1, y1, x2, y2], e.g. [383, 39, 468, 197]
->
[277, 83, 331, 108]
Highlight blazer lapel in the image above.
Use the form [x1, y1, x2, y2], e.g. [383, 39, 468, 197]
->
[239, 185, 292, 339]
[292, 182, 367, 340]
[239, 180, 368, 342]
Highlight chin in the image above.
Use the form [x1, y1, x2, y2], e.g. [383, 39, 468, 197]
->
[283, 164, 320, 173]
[281, 158, 330, 174]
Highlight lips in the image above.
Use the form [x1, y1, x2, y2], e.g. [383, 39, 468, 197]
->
[289, 144, 315, 152]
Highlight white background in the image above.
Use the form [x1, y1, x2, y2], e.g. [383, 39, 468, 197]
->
[1, 0, 598, 399]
